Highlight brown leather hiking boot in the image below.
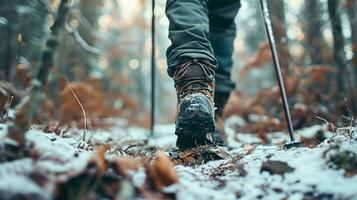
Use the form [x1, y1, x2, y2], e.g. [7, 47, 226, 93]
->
[173, 59, 216, 149]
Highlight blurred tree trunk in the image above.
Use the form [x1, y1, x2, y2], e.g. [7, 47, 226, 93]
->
[268, 0, 290, 74]
[77, 0, 100, 78]
[56, 0, 101, 81]
[1, 0, 50, 83]
[328, 0, 348, 94]
[1, 10, 16, 82]
[136, 0, 147, 109]
[304, 0, 326, 64]
[346, 0, 357, 112]
[328, 0, 357, 114]
[8, 0, 70, 147]
[3, 26, 13, 81]
[78, 0, 99, 44]
[346, 0, 357, 81]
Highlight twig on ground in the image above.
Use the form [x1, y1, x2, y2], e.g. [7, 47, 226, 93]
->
[65, 78, 88, 142]
[316, 115, 336, 132]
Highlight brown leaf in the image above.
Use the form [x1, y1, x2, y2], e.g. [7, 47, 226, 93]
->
[300, 130, 326, 148]
[223, 91, 261, 119]
[110, 157, 142, 176]
[89, 145, 110, 176]
[59, 82, 120, 128]
[146, 150, 179, 190]
[239, 41, 271, 75]
[303, 66, 336, 85]
[171, 146, 228, 166]
[261, 160, 294, 175]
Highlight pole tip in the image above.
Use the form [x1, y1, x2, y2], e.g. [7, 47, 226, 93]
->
[283, 141, 302, 149]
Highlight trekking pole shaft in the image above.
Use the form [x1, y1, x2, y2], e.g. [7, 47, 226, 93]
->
[260, 0, 295, 141]
[150, 0, 156, 135]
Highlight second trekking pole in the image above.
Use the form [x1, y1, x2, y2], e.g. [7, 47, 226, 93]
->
[260, 0, 301, 149]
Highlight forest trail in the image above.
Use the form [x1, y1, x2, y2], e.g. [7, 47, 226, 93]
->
[1, 0, 357, 199]
[0, 118, 356, 200]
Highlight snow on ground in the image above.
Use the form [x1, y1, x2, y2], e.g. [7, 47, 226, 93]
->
[133, 120, 357, 200]
[0, 117, 356, 200]
[172, 137, 357, 200]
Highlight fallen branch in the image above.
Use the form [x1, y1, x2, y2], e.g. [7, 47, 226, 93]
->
[64, 23, 102, 55]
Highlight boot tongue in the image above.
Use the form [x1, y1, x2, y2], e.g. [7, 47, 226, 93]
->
[181, 64, 207, 90]
[178, 65, 207, 89]
[182, 64, 206, 79]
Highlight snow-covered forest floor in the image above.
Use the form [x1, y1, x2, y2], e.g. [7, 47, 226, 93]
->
[0, 117, 356, 200]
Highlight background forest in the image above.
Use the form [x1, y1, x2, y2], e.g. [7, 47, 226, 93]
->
[0, 0, 357, 133]
[0, 1, 357, 200]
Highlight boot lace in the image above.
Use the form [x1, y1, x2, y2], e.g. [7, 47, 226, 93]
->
[173, 59, 215, 100]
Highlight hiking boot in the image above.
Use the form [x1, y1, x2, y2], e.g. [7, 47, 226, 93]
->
[173, 59, 216, 149]
[212, 91, 231, 146]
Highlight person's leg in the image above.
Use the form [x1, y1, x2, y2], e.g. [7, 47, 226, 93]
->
[166, 0, 216, 77]
[208, 0, 240, 144]
[166, 0, 218, 149]
[208, 0, 241, 115]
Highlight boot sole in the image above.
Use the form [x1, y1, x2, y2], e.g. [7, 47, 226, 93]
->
[175, 111, 216, 149]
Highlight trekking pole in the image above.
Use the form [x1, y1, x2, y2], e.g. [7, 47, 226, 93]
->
[260, 0, 301, 149]
[150, 0, 156, 136]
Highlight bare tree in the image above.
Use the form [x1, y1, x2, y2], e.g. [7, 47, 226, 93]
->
[268, 0, 290, 74]
[304, 0, 328, 64]
[0, 0, 49, 81]
[7, 0, 70, 147]
[328, 0, 348, 94]
[346, 0, 357, 81]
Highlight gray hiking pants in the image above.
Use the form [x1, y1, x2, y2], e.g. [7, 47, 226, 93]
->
[166, 0, 241, 94]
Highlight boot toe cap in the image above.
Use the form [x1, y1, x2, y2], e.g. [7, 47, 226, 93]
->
[178, 94, 213, 120]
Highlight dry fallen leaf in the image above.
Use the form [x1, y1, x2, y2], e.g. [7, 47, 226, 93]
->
[89, 145, 110, 176]
[261, 160, 295, 175]
[110, 157, 142, 176]
[170, 146, 229, 166]
[59, 82, 120, 128]
[239, 41, 271, 75]
[146, 150, 179, 190]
